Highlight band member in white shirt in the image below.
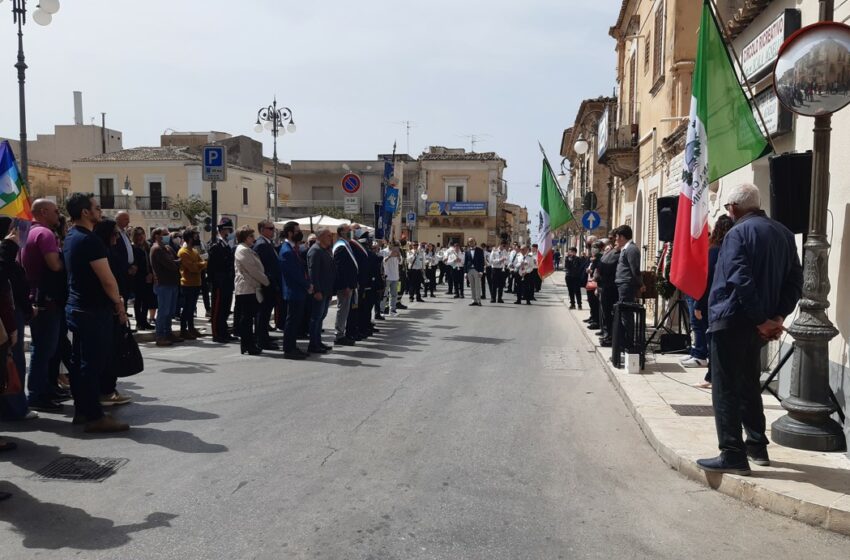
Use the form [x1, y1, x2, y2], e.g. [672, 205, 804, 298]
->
[506, 242, 519, 293]
[513, 246, 533, 305]
[530, 243, 542, 298]
[446, 242, 465, 298]
[489, 241, 508, 303]
[407, 242, 426, 303]
[424, 243, 438, 297]
[436, 243, 447, 286]
[482, 244, 491, 301]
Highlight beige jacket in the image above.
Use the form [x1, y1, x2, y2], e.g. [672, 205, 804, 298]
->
[235, 243, 270, 296]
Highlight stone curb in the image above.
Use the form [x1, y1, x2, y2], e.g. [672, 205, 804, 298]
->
[555, 284, 850, 536]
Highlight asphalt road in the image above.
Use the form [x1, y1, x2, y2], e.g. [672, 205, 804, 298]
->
[1, 282, 848, 559]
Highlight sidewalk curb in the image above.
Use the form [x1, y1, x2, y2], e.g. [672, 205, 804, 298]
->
[556, 284, 850, 536]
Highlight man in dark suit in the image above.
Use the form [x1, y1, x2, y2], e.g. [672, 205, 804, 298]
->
[279, 221, 310, 360]
[333, 224, 358, 346]
[464, 237, 485, 306]
[349, 227, 375, 339]
[614, 225, 643, 351]
[253, 220, 281, 350]
[307, 228, 335, 354]
[207, 217, 236, 343]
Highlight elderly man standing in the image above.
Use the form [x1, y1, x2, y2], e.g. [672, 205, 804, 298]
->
[307, 228, 335, 354]
[207, 218, 236, 343]
[21, 199, 64, 411]
[333, 224, 358, 346]
[114, 211, 135, 311]
[279, 221, 310, 360]
[464, 238, 485, 306]
[253, 220, 281, 350]
[697, 184, 802, 475]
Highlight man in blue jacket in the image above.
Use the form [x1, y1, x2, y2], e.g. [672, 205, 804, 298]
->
[279, 221, 311, 360]
[697, 183, 802, 475]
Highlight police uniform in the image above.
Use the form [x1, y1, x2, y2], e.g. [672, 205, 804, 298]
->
[207, 218, 236, 342]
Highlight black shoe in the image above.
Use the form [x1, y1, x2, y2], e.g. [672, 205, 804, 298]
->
[587, 323, 600, 330]
[514, 301, 522, 305]
[600, 339, 613, 348]
[260, 342, 280, 351]
[29, 400, 63, 412]
[526, 302, 532, 305]
[320, 343, 333, 351]
[284, 351, 307, 360]
[490, 299, 496, 303]
[583, 318, 593, 323]
[453, 295, 460, 299]
[416, 298, 424, 303]
[569, 304, 576, 309]
[498, 299, 505, 303]
[746, 445, 771, 467]
[308, 345, 328, 354]
[241, 347, 263, 356]
[396, 303, 408, 310]
[578, 306, 583, 310]
[375, 315, 385, 321]
[696, 454, 751, 476]
[335, 337, 356, 346]
[371, 328, 381, 333]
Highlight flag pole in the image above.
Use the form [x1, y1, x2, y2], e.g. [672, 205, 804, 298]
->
[706, 0, 777, 154]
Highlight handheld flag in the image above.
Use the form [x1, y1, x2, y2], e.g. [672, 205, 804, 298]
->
[669, 0, 770, 300]
[537, 151, 574, 279]
[0, 141, 33, 220]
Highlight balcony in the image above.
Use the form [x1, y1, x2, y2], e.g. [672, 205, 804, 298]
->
[99, 195, 131, 210]
[598, 122, 639, 179]
[135, 196, 170, 211]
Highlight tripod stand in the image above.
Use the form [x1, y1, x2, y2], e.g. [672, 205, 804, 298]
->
[760, 347, 845, 424]
[643, 294, 692, 354]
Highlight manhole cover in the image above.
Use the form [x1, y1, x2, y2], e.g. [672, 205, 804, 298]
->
[31, 457, 128, 483]
[670, 404, 715, 417]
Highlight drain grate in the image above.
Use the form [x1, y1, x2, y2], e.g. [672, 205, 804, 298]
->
[31, 457, 128, 483]
[670, 404, 715, 417]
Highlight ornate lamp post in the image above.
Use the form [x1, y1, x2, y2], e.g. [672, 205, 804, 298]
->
[254, 98, 295, 221]
[573, 134, 590, 248]
[3, 0, 61, 183]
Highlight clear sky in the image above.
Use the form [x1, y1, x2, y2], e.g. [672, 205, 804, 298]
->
[0, 0, 619, 228]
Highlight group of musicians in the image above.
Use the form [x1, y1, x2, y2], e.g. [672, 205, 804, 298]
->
[394, 239, 541, 305]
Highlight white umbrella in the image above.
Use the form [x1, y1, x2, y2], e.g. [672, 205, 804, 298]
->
[275, 215, 351, 230]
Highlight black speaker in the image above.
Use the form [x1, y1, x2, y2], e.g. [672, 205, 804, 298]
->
[657, 196, 678, 242]
[769, 151, 812, 235]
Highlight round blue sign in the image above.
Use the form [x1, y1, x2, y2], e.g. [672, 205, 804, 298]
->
[341, 173, 361, 194]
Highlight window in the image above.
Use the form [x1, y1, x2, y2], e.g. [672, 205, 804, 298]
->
[648, 191, 658, 264]
[628, 55, 636, 124]
[98, 177, 114, 197]
[149, 181, 163, 210]
[448, 184, 465, 202]
[644, 32, 651, 73]
[653, 4, 665, 83]
[242, 187, 249, 206]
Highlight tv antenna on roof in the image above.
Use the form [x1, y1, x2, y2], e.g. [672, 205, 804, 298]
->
[393, 120, 415, 154]
[458, 133, 491, 153]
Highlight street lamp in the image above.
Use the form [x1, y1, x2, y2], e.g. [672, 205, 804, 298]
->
[254, 97, 295, 220]
[3, 0, 61, 184]
[573, 135, 589, 155]
[121, 175, 134, 197]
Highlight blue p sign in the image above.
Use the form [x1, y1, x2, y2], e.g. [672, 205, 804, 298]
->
[202, 145, 227, 181]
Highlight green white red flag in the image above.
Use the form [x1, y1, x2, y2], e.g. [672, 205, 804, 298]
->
[537, 156, 573, 279]
[670, 0, 770, 300]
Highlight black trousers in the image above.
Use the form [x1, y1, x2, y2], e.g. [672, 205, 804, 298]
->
[437, 263, 446, 284]
[425, 267, 436, 297]
[447, 266, 455, 293]
[236, 294, 259, 352]
[514, 274, 531, 303]
[616, 285, 634, 349]
[711, 325, 768, 458]
[284, 299, 305, 352]
[359, 289, 375, 333]
[566, 276, 583, 307]
[408, 269, 423, 301]
[255, 286, 276, 346]
[506, 271, 515, 293]
[482, 267, 491, 299]
[599, 284, 617, 340]
[530, 269, 542, 292]
[490, 269, 505, 301]
[588, 288, 600, 324]
[452, 268, 465, 297]
[211, 283, 233, 340]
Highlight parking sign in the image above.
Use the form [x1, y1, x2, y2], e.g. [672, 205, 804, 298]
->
[202, 145, 227, 182]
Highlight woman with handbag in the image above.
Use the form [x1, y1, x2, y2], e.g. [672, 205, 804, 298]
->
[234, 226, 269, 355]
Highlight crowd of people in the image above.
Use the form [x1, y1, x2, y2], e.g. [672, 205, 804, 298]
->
[0, 191, 553, 474]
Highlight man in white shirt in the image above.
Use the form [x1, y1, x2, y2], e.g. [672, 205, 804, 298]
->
[514, 246, 534, 305]
[408, 242, 426, 303]
[382, 243, 401, 315]
[489, 241, 508, 303]
[506, 242, 519, 293]
[436, 244, 447, 286]
[447, 242, 464, 299]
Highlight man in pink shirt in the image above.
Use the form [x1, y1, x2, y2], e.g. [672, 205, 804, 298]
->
[20, 199, 65, 411]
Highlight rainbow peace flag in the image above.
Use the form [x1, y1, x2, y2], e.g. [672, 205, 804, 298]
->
[0, 140, 33, 220]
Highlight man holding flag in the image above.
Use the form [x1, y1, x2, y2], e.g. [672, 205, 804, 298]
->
[537, 146, 574, 282]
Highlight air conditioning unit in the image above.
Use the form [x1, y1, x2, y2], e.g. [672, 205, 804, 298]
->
[170, 210, 182, 220]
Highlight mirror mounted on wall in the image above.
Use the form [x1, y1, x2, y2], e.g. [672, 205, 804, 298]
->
[774, 21, 850, 117]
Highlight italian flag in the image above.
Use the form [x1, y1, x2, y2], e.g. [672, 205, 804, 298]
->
[0, 141, 33, 220]
[670, 0, 769, 300]
[538, 158, 573, 279]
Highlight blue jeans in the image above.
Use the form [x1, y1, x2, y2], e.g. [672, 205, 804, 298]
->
[154, 284, 179, 339]
[686, 296, 709, 360]
[66, 306, 112, 421]
[308, 295, 331, 348]
[27, 307, 62, 405]
[284, 298, 305, 352]
[180, 286, 201, 331]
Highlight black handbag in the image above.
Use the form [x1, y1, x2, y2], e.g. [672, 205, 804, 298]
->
[112, 323, 144, 378]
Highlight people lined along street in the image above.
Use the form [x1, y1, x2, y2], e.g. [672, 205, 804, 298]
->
[0, 195, 555, 452]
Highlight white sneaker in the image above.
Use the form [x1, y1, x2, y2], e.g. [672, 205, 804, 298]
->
[390, 311, 399, 316]
[679, 355, 693, 364]
[24, 410, 39, 420]
[682, 357, 709, 368]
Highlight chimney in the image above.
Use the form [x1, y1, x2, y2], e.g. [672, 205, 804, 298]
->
[73, 91, 83, 125]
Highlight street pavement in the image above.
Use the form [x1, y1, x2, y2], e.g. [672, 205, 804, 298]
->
[1, 282, 849, 559]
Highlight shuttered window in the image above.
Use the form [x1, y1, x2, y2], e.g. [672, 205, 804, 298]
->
[648, 191, 658, 264]
[644, 32, 651, 74]
[653, 4, 665, 82]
